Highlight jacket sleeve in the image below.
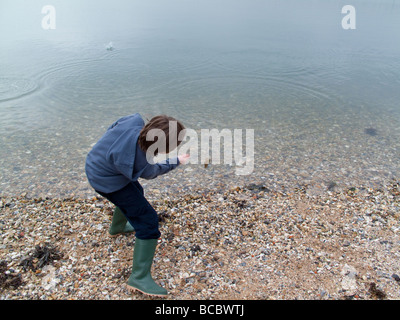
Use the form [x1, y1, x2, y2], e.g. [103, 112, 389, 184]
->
[140, 157, 180, 180]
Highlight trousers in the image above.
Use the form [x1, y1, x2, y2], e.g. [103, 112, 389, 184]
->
[96, 181, 161, 239]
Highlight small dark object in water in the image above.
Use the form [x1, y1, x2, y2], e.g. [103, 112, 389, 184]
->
[19, 243, 63, 271]
[369, 282, 387, 299]
[327, 181, 337, 191]
[364, 128, 378, 136]
[245, 183, 270, 192]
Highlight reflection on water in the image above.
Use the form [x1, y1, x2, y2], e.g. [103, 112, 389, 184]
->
[0, 0, 400, 197]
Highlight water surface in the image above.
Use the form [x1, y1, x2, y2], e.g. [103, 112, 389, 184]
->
[1, 0, 400, 197]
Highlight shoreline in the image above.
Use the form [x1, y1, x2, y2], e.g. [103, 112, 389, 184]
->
[1, 181, 399, 300]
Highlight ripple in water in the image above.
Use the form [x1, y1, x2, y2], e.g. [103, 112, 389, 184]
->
[0, 77, 39, 102]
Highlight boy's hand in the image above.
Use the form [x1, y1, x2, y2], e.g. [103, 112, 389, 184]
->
[178, 154, 190, 165]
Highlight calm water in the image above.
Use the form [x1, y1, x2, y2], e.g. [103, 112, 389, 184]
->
[1, 0, 400, 197]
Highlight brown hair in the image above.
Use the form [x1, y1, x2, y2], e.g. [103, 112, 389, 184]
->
[138, 115, 185, 155]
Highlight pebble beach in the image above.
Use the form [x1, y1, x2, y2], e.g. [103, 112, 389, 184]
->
[1, 0, 400, 303]
[1, 179, 399, 300]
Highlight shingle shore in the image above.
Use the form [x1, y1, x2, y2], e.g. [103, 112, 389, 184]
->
[1, 182, 399, 300]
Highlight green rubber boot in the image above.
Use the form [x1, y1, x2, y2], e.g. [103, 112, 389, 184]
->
[126, 238, 168, 297]
[109, 207, 135, 237]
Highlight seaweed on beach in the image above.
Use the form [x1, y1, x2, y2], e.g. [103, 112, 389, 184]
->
[0, 260, 24, 290]
[19, 243, 63, 271]
[368, 282, 387, 300]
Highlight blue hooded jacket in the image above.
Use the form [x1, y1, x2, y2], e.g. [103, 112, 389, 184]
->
[85, 113, 180, 193]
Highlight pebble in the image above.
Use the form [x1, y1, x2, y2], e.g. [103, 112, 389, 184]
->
[391, 274, 400, 282]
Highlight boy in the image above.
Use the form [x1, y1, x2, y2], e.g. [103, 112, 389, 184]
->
[85, 113, 189, 296]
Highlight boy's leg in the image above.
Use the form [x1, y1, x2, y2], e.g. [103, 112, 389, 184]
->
[96, 182, 166, 296]
[107, 181, 144, 236]
[133, 180, 144, 195]
[126, 237, 167, 296]
[97, 181, 160, 239]
[109, 206, 135, 237]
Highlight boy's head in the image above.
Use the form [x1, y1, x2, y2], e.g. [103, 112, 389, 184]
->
[138, 115, 185, 155]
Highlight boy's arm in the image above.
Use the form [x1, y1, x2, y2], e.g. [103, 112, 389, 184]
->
[140, 157, 180, 180]
[139, 154, 190, 180]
